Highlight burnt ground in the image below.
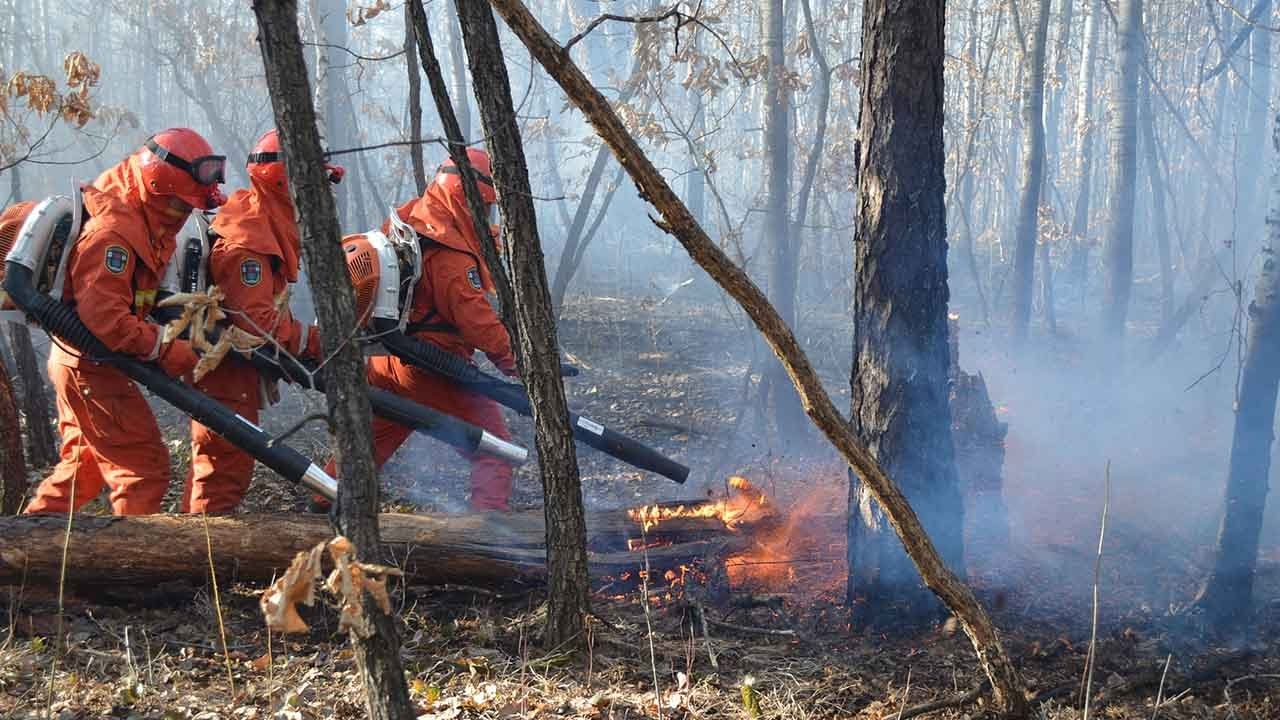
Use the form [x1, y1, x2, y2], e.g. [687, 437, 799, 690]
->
[4, 289, 1280, 719]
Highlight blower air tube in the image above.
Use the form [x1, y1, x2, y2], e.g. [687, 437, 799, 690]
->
[371, 318, 691, 484]
[257, 348, 527, 465]
[3, 262, 338, 501]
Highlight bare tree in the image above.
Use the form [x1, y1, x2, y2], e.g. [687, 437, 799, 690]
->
[437, 0, 591, 651]
[1101, 0, 1143, 339]
[1194, 107, 1280, 632]
[1069, 0, 1101, 303]
[1010, 0, 1051, 342]
[252, 2, 414, 717]
[762, 0, 803, 432]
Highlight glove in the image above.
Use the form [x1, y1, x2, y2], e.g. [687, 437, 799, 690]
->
[488, 352, 519, 378]
[559, 362, 580, 378]
[158, 339, 199, 382]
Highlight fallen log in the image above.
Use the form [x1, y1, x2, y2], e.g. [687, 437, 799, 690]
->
[0, 510, 757, 591]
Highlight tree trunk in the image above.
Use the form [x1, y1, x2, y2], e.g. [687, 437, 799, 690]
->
[1139, 74, 1174, 326]
[477, 0, 1030, 713]
[447, 0, 471, 139]
[1101, 0, 1143, 339]
[450, 0, 591, 652]
[763, 0, 804, 434]
[0, 364, 26, 514]
[1193, 108, 1280, 632]
[1070, 0, 1101, 306]
[404, 3, 428, 194]
[251, 3, 414, 718]
[1241, 1, 1272, 253]
[1010, 0, 1051, 343]
[0, 509, 762, 589]
[849, 0, 965, 618]
[8, 324, 55, 468]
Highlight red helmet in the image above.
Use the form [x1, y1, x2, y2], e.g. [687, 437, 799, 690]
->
[434, 148, 497, 207]
[247, 129, 345, 190]
[137, 128, 227, 209]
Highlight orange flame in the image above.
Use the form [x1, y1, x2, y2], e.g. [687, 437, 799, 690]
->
[627, 476, 771, 532]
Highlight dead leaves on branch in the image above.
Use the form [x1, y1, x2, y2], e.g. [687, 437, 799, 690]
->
[2, 51, 100, 128]
[260, 536, 402, 640]
[347, 0, 390, 26]
[158, 286, 269, 383]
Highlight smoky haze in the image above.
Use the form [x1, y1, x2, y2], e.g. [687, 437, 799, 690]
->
[3, 0, 1276, 621]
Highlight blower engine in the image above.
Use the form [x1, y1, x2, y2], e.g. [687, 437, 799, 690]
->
[151, 208, 527, 466]
[0, 191, 82, 324]
[346, 221, 691, 484]
[0, 186, 340, 500]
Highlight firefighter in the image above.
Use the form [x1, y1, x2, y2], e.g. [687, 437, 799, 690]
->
[322, 148, 517, 512]
[24, 128, 226, 516]
[181, 130, 343, 514]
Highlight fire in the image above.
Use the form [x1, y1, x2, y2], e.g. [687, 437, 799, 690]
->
[627, 475, 771, 532]
[725, 476, 847, 600]
[619, 472, 847, 605]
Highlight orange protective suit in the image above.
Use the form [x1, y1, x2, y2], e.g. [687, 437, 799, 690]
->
[329, 183, 517, 511]
[25, 157, 197, 515]
[182, 176, 319, 514]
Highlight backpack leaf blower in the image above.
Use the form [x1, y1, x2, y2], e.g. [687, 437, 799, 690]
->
[343, 215, 690, 484]
[156, 214, 528, 467]
[0, 191, 342, 500]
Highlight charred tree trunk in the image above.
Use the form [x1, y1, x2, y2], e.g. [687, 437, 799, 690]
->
[1010, 0, 1051, 343]
[453, 0, 590, 652]
[1194, 109, 1280, 632]
[1102, 0, 1143, 339]
[404, 3, 428, 195]
[8, 324, 54, 467]
[1070, 0, 1101, 306]
[466, 0, 1029, 713]
[0, 365, 26, 514]
[251, 3, 414, 718]
[849, 0, 965, 619]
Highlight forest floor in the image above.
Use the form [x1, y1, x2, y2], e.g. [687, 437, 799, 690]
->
[3, 289, 1280, 719]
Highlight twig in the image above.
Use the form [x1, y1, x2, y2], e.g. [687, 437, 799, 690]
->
[269, 412, 332, 446]
[302, 41, 406, 62]
[202, 512, 236, 696]
[322, 137, 449, 157]
[881, 681, 988, 720]
[47, 434, 83, 715]
[693, 603, 719, 669]
[1152, 654, 1171, 720]
[896, 668, 913, 720]
[565, 8, 680, 51]
[1080, 461, 1111, 720]
[640, 526, 663, 720]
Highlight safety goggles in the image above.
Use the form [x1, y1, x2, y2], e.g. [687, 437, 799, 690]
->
[248, 151, 345, 184]
[439, 163, 495, 191]
[146, 138, 226, 186]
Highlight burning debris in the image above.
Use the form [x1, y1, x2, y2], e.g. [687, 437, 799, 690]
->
[627, 476, 773, 532]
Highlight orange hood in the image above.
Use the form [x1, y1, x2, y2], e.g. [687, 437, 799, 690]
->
[84, 154, 188, 271]
[209, 176, 301, 281]
[406, 182, 495, 291]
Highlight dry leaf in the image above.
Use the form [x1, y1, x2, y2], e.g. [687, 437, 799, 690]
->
[259, 542, 325, 634]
